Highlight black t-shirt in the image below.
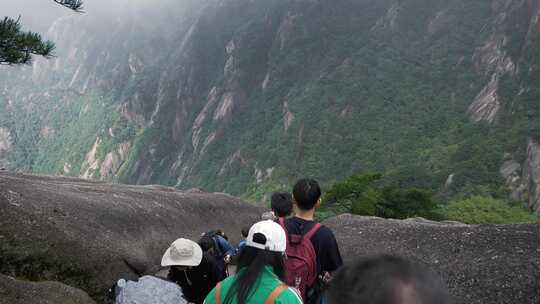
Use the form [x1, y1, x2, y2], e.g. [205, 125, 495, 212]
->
[168, 252, 220, 304]
[284, 217, 343, 275]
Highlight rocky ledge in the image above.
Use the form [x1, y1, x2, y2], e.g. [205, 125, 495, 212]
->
[0, 172, 262, 302]
[1, 172, 539, 304]
[0, 274, 96, 304]
[324, 215, 540, 304]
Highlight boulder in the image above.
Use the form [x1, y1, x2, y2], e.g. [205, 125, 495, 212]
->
[0, 274, 96, 304]
[0, 172, 262, 302]
[524, 139, 540, 214]
[325, 214, 540, 304]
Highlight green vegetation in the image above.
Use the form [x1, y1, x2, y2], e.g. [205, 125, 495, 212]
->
[447, 196, 538, 225]
[320, 172, 539, 224]
[187, 0, 524, 200]
[321, 172, 443, 220]
[1, 91, 138, 177]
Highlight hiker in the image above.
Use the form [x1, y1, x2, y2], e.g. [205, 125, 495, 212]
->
[199, 230, 236, 280]
[236, 226, 250, 255]
[326, 255, 451, 304]
[204, 220, 303, 304]
[162, 238, 221, 304]
[216, 229, 230, 241]
[261, 192, 294, 220]
[279, 178, 343, 304]
[271, 192, 294, 218]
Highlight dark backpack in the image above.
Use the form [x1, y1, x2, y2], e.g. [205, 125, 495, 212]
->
[278, 217, 321, 302]
[198, 231, 223, 258]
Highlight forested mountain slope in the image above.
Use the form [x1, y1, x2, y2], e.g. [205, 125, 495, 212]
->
[1, 0, 540, 213]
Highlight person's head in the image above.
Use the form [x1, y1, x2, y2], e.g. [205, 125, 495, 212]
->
[327, 255, 451, 304]
[241, 226, 249, 238]
[292, 178, 322, 211]
[271, 192, 294, 217]
[224, 220, 287, 304]
[161, 238, 202, 270]
[216, 229, 228, 240]
[198, 235, 214, 252]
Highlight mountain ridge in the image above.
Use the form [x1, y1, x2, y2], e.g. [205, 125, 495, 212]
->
[1, 0, 540, 213]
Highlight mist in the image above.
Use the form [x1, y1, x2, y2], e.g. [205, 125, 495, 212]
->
[2, 0, 73, 34]
[1, 0, 200, 36]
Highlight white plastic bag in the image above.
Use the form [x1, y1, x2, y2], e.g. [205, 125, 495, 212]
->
[114, 275, 187, 304]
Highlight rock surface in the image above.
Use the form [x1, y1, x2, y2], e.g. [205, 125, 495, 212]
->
[324, 214, 540, 304]
[0, 274, 96, 304]
[2, 172, 539, 304]
[524, 139, 540, 215]
[0, 172, 262, 302]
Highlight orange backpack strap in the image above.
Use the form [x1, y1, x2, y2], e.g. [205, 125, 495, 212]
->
[216, 282, 221, 304]
[264, 284, 288, 304]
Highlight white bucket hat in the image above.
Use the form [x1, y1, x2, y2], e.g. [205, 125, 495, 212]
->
[246, 220, 287, 253]
[161, 238, 203, 267]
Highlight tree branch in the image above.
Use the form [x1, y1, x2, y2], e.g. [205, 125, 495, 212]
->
[52, 0, 85, 12]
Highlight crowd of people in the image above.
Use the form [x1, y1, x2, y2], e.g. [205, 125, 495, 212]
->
[121, 178, 451, 304]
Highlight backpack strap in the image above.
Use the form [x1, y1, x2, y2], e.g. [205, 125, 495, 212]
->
[264, 284, 288, 304]
[216, 282, 221, 304]
[278, 217, 286, 231]
[303, 222, 322, 241]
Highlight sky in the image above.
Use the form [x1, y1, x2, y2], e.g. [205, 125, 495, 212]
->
[1, 0, 189, 36]
[2, 0, 74, 34]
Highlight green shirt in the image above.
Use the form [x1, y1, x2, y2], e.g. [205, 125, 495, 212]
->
[204, 266, 303, 304]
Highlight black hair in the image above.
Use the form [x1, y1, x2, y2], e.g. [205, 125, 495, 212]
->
[292, 178, 322, 211]
[198, 235, 214, 252]
[223, 234, 285, 304]
[327, 255, 451, 304]
[271, 192, 293, 217]
[241, 226, 249, 238]
[216, 229, 228, 240]
[167, 266, 184, 284]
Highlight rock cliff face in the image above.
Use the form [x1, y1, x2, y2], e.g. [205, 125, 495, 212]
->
[524, 140, 540, 214]
[0, 171, 262, 302]
[500, 139, 540, 214]
[2, 0, 540, 201]
[324, 214, 540, 304]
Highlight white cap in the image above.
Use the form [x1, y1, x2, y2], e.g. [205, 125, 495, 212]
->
[246, 220, 287, 253]
[161, 238, 203, 267]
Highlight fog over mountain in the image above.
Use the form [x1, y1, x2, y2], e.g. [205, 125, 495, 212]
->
[1, 0, 196, 35]
[2, 0, 69, 33]
[2, 2, 540, 304]
[1, 0, 540, 216]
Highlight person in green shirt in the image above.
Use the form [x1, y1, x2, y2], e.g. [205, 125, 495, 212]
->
[204, 220, 303, 304]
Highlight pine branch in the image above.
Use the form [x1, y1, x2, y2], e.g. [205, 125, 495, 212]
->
[0, 17, 56, 65]
[53, 0, 85, 12]
[0, 0, 84, 65]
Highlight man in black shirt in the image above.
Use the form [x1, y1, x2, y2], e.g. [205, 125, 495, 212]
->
[284, 178, 343, 304]
[162, 238, 221, 304]
[167, 252, 220, 304]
